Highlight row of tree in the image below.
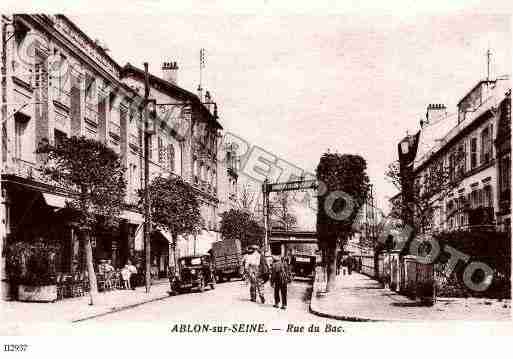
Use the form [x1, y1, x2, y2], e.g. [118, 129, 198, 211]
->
[37, 136, 204, 305]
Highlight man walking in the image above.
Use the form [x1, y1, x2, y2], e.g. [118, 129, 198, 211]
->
[243, 245, 267, 303]
[270, 255, 290, 310]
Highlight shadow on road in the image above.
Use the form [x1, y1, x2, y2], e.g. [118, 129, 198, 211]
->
[301, 285, 313, 303]
[390, 302, 429, 307]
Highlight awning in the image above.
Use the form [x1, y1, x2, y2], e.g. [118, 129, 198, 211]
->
[156, 228, 173, 244]
[134, 223, 144, 251]
[120, 210, 144, 224]
[42, 193, 68, 208]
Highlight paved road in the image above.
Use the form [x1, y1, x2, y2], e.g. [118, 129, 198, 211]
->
[72, 278, 347, 335]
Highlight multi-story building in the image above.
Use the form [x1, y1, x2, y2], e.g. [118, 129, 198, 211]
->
[395, 77, 511, 234]
[0, 14, 234, 283]
[217, 142, 239, 216]
[119, 62, 224, 263]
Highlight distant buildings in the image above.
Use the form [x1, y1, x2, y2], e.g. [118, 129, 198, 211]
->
[394, 76, 511, 234]
[0, 14, 239, 281]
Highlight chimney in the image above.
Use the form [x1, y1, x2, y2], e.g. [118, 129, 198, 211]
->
[204, 91, 212, 112]
[425, 103, 447, 125]
[197, 85, 203, 102]
[162, 61, 178, 85]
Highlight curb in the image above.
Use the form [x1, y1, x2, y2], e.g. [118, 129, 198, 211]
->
[308, 270, 381, 322]
[308, 293, 379, 322]
[72, 290, 171, 323]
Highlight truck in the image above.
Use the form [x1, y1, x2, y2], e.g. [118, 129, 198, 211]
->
[211, 238, 243, 282]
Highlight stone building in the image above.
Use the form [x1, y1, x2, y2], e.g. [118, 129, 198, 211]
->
[395, 77, 511, 234]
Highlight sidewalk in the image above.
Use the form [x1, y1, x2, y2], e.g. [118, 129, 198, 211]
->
[1, 280, 171, 334]
[310, 271, 511, 321]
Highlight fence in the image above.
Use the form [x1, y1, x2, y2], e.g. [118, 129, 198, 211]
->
[359, 255, 375, 277]
[355, 251, 434, 302]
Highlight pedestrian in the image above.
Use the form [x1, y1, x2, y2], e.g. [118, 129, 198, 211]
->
[121, 264, 131, 290]
[104, 259, 115, 290]
[243, 245, 267, 304]
[127, 260, 138, 290]
[270, 255, 291, 310]
[347, 254, 353, 275]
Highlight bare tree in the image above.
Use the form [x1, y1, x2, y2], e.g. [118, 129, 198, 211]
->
[236, 182, 258, 214]
[385, 148, 465, 234]
[269, 191, 297, 231]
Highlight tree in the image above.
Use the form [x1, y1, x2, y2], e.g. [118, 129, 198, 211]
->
[316, 153, 369, 291]
[385, 151, 464, 234]
[143, 176, 203, 268]
[37, 136, 126, 305]
[269, 191, 297, 231]
[219, 209, 264, 250]
[236, 182, 258, 214]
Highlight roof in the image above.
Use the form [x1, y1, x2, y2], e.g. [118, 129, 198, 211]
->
[57, 15, 122, 73]
[413, 78, 511, 171]
[121, 63, 222, 130]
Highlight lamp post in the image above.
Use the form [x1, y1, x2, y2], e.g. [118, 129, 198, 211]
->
[398, 135, 415, 228]
[142, 63, 155, 293]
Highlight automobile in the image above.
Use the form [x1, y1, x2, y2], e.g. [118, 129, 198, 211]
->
[169, 255, 216, 294]
[290, 254, 316, 279]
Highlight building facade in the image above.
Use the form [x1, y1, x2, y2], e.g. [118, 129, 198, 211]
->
[396, 77, 511, 234]
[0, 14, 237, 287]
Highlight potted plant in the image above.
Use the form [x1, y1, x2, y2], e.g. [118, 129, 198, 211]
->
[5, 239, 60, 302]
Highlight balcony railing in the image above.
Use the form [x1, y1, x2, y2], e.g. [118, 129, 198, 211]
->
[84, 103, 99, 125]
[4, 158, 40, 179]
[52, 86, 71, 109]
[129, 133, 139, 147]
[109, 121, 121, 139]
[12, 61, 33, 88]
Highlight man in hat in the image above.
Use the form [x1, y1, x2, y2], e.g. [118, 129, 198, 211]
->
[243, 245, 266, 303]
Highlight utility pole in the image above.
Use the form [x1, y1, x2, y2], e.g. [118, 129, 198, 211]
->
[262, 178, 269, 255]
[143, 62, 151, 293]
[486, 48, 492, 81]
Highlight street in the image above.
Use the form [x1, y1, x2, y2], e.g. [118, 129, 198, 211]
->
[72, 278, 344, 334]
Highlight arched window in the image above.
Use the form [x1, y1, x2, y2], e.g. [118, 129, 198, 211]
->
[168, 144, 175, 172]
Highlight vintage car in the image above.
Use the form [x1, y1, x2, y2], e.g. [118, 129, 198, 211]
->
[290, 254, 316, 278]
[169, 255, 216, 294]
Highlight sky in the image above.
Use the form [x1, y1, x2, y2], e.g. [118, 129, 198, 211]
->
[3, 0, 510, 228]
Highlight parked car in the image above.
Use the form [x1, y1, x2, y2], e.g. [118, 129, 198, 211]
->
[290, 254, 316, 279]
[169, 255, 216, 294]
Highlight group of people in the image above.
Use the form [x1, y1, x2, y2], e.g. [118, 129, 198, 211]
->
[242, 245, 292, 310]
[97, 259, 138, 290]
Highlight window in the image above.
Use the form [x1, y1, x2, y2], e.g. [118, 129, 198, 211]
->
[471, 190, 479, 209]
[148, 136, 153, 161]
[55, 54, 70, 93]
[34, 59, 43, 88]
[129, 163, 139, 191]
[85, 73, 96, 101]
[447, 200, 454, 229]
[456, 143, 466, 176]
[470, 137, 478, 169]
[157, 137, 165, 164]
[481, 126, 492, 164]
[483, 186, 493, 208]
[448, 153, 456, 181]
[54, 129, 66, 147]
[500, 156, 511, 194]
[14, 113, 30, 161]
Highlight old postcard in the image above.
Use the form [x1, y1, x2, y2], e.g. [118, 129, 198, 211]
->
[0, 0, 512, 349]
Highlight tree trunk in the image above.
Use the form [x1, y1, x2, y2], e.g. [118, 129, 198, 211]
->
[84, 231, 98, 305]
[172, 234, 178, 276]
[326, 242, 338, 292]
